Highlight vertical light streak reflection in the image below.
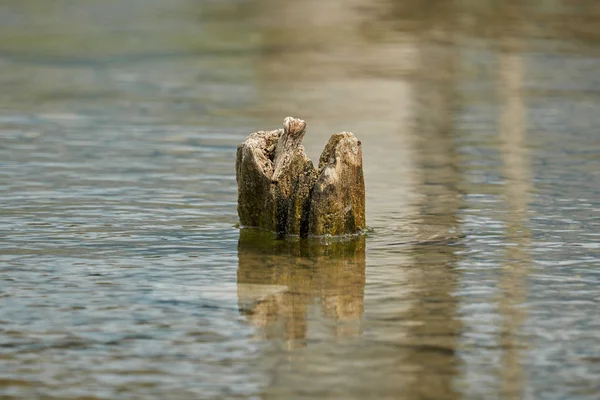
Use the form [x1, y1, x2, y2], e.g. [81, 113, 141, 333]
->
[498, 35, 532, 400]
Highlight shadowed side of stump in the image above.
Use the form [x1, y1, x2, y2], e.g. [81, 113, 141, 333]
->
[236, 117, 317, 236]
[236, 129, 281, 230]
[271, 118, 318, 236]
[309, 132, 365, 236]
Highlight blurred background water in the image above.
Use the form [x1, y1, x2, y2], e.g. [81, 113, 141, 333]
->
[1, 1, 599, 399]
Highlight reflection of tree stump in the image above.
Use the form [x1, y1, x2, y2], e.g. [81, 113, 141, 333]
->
[236, 117, 365, 237]
[236, 229, 366, 348]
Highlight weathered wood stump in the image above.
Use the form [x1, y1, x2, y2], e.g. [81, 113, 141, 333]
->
[236, 117, 365, 237]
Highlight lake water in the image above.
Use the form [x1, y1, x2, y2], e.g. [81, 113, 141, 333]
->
[1, 1, 599, 399]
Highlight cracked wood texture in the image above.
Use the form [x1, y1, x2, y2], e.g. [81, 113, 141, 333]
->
[236, 117, 365, 237]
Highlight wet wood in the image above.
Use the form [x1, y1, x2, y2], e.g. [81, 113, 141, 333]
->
[236, 117, 365, 237]
[309, 132, 366, 236]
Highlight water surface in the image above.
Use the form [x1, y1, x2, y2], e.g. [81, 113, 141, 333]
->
[1, 1, 600, 399]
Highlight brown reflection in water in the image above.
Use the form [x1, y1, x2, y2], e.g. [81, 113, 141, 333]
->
[410, 7, 462, 239]
[498, 36, 532, 400]
[383, 243, 463, 400]
[250, 1, 464, 398]
[237, 230, 365, 349]
[402, 18, 464, 400]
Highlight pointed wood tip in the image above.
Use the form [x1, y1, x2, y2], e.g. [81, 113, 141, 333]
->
[283, 117, 306, 137]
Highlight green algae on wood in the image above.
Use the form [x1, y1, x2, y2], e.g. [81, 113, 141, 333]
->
[236, 117, 365, 237]
[309, 132, 365, 236]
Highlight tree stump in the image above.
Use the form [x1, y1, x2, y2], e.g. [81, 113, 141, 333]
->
[236, 117, 365, 237]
